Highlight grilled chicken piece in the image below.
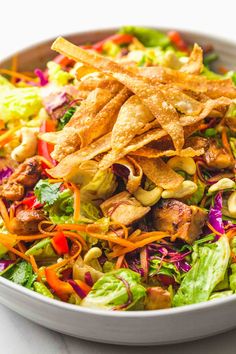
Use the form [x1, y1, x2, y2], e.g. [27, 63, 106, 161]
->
[9, 209, 45, 235]
[9, 156, 42, 187]
[144, 287, 171, 310]
[100, 191, 150, 226]
[152, 200, 207, 244]
[0, 182, 24, 201]
[204, 139, 234, 169]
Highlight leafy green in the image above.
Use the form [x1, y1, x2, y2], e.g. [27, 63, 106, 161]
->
[225, 70, 236, 85]
[34, 282, 54, 298]
[3, 261, 37, 289]
[120, 26, 170, 48]
[203, 53, 219, 67]
[173, 236, 230, 306]
[25, 238, 51, 256]
[0, 75, 14, 90]
[229, 263, 236, 291]
[47, 61, 72, 86]
[58, 106, 76, 130]
[226, 102, 236, 118]
[34, 179, 62, 206]
[81, 269, 146, 310]
[81, 203, 101, 221]
[201, 66, 223, 80]
[0, 87, 42, 122]
[80, 170, 117, 202]
[149, 260, 181, 283]
[204, 128, 218, 138]
[209, 290, 233, 300]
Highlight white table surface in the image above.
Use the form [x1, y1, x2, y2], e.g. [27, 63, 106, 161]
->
[1, 0, 236, 352]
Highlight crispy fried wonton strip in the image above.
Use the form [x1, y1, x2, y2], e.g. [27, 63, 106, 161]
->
[67, 88, 113, 129]
[52, 37, 184, 151]
[130, 147, 204, 158]
[133, 156, 184, 189]
[139, 66, 236, 99]
[180, 97, 231, 126]
[79, 87, 131, 147]
[111, 95, 154, 151]
[113, 156, 143, 193]
[76, 74, 123, 97]
[180, 43, 203, 75]
[47, 133, 112, 178]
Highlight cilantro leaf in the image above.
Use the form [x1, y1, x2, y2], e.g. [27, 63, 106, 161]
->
[58, 106, 76, 130]
[6, 261, 36, 288]
[34, 179, 62, 206]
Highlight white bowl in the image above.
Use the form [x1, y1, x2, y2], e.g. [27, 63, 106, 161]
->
[0, 28, 236, 346]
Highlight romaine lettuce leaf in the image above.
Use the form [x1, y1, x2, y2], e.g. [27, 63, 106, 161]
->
[173, 236, 230, 306]
[120, 26, 170, 48]
[47, 61, 72, 86]
[81, 269, 146, 310]
[0, 86, 42, 122]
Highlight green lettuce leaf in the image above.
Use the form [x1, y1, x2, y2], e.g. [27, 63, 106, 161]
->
[80, 170, 117, 203]
[209, 290, 233, 300]
[58, 106, 76, 130]
[173, 236, 230, 306]
[0, 86, 42, 122]
[149, 259, 181, 283]
[47, 61, 72, 86]
[3, 261, 37, 289]
[120, 26, 170, 48]
[81, 269, 146, 310]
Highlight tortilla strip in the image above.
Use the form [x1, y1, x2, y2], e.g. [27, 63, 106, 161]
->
[180, 97, 231, 126]
[133, 156, 183, 190]
[111, 95, 154, 151]
[180, 43, 203, 75]
[114, 156, 143, 193]
[139, 66, 236, 99]
[79, 87, 131, 147]
[130, 147, 204, 158]
[47, 132, 112, 179]
[52, 37, 184, 151]
[67, 88, 113, 129]
[76, 74, 123, 97]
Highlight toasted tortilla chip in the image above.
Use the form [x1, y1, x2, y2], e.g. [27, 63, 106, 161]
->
[47, 132, 112, 179]
[79, 87, 131, 147]
[111, 95, 154, 151]
[51, 127, 81, 162]
[133, 156, 183, 189]
[130, 146, 204, 158]
[67, 88, 113, 129]
[139, 66, 236, 99]
[180, 97, 231, 126]
[180, 43, 203, 75]
[52, 37, 184, 151]
[113, 156, 143, 193]
[39, 130, 64, 145]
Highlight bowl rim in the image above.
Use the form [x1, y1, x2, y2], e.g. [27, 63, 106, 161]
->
[1, 27, 236, 318]
[0, 275, 236, 317]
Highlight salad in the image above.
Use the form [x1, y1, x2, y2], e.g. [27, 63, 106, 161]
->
[0, 26, 236, 311]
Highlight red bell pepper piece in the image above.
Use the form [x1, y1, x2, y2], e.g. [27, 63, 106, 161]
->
[21, 196, 42, 209]
[51, 231, 69, 255]
[168, 31, 189, 53]
[92, 33, 134, 52]
[38, 120, 57, 167]
[53, 54, 75, 68]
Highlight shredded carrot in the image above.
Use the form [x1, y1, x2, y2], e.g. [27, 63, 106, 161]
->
[29, 255, 42, 281]
[200, 195, 207, 208]
[38, 220, 56, 234]
[0, 198, 11, 231]
[128, 229, 142, 242]
[0, 120, 5, 130]
[109, 233, 168, 258]
[0, 68, 36, 83]
[11, 55, 18, 83]
[70, 183, 80, 222]
[0, 127, 19, 148]
[226, 228, 236, 240]
[47, 240, 82, 270]
[0, 242, 29, 261]
[56, 223, 87, 233]
[17, 241, 27, 253]
[48, 178, 64, 183]
[130, 231, 168, 243]
[86, 228, 135, 248]
[16, 234, 54, 241]
[38, 156, 55, 169]
[206, 221, 223, 236]
[115, 255, 125, 269]
[62, 230, 87, 249]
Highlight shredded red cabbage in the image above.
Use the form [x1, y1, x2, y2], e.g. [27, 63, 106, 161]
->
[34, 68, 48, 86]
[44, 92, 69, 116]
[67, 279, 87, 299]
[208, 192, 224, 235]
[84, 272, 93, 287]
[0, 167, 13, 183]
[0, 260, 14, 272]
